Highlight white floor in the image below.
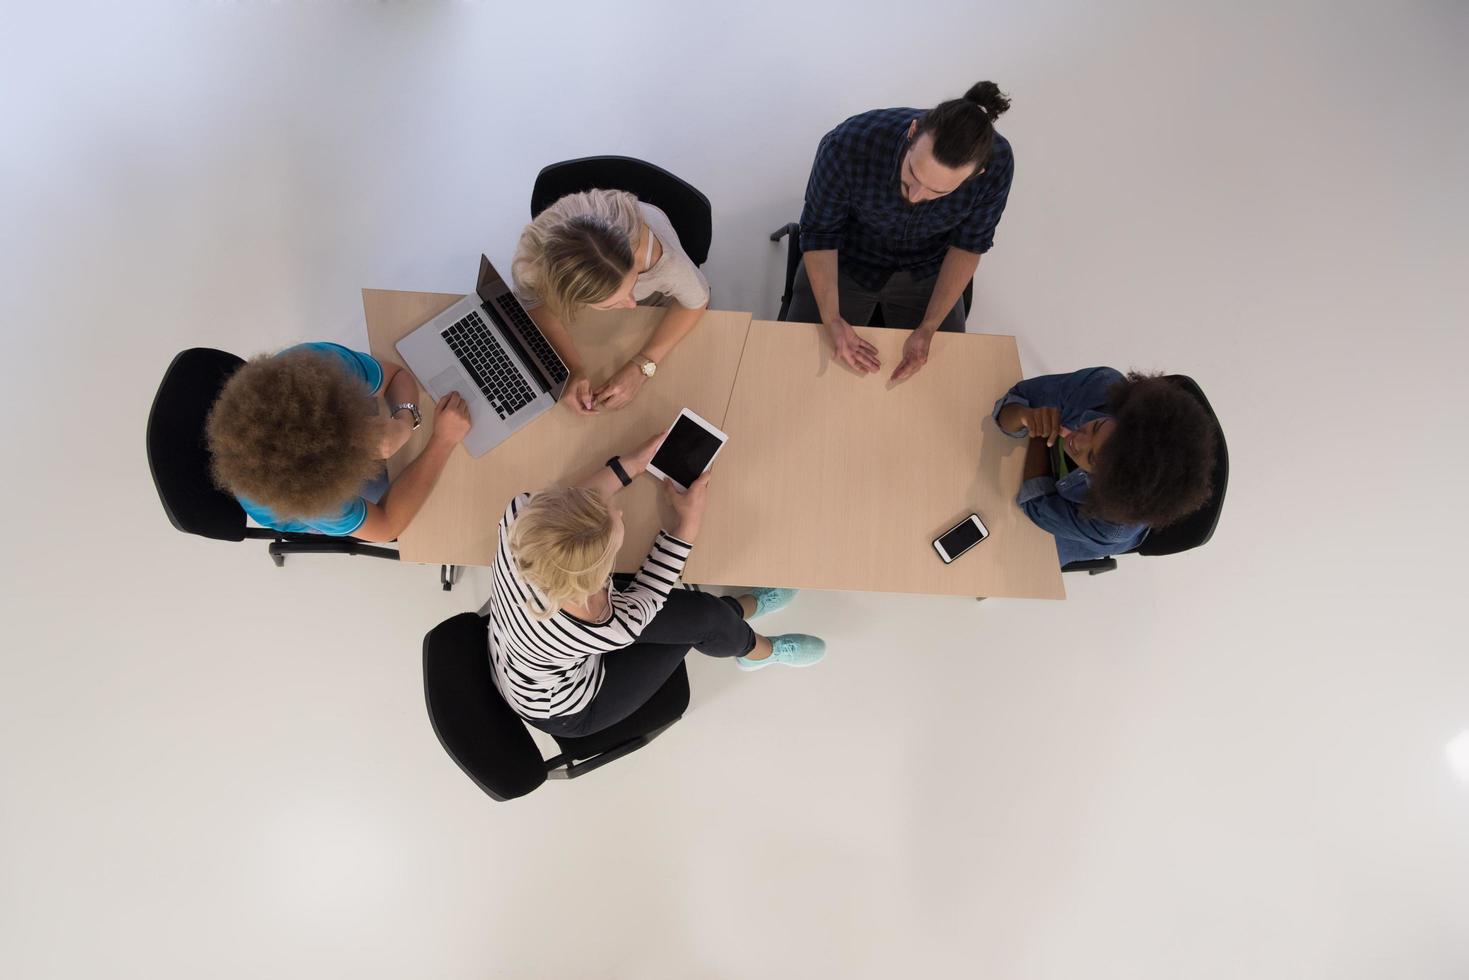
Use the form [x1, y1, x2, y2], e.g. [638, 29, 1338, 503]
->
[2, 2, 1466, 978]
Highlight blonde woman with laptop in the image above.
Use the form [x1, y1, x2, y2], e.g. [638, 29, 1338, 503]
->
[511, 189, 710, 416]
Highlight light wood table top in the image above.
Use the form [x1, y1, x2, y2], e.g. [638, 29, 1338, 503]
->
[363, 289, 752, 570]
[364, 292, 1063, 599]
[682, 320, 1065, 600]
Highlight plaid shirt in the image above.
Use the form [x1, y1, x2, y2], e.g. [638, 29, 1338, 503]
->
[798, 107, 1014, 290]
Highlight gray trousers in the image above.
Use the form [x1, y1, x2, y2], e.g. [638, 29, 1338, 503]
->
[786, 258, 967, 332]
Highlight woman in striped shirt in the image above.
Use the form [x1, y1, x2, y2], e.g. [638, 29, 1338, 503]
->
[488, 433, 827, 738]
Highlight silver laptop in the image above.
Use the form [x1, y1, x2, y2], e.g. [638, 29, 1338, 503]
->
[396, 255, 569, 457]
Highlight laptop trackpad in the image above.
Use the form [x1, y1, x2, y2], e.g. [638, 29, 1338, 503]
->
[428, 367, 470, 401]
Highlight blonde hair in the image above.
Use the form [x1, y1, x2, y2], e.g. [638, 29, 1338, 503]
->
[508, 486, 618, 620]
[512, 189, 643, 320]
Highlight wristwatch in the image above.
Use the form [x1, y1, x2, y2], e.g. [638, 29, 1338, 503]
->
[634, 355, 657, 379]
[390, 402, 422, 430]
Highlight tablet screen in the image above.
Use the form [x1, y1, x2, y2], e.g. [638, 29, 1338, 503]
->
[650, 415, 724, 488]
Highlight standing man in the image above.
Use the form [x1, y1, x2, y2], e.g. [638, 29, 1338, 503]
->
[789, 81, 1014, 381]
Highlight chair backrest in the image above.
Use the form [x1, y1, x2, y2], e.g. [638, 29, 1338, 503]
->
[530, 156, 713, 266]
[423, 613, 547, 801]
[146, 347, 250, 542]
[1138, 375, 1229, 556]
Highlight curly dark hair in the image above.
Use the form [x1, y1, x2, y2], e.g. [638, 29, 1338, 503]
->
[205, 349, 381, 519]
[1085, 373, 1217, 527]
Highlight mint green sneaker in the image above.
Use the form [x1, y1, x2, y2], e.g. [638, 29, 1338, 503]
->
[737, 634, 827, 672]
[747, 587, 797, 619]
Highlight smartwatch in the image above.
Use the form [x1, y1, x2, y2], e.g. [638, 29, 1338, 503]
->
[605, 456, 632, 487]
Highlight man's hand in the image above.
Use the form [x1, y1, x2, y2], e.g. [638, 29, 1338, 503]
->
[1020, 406, 1064, 446]
[560, 374, 597, 416]
[429, 391, 472, 445]
[890, 329, 933, 382]
[826, 318, 881, 375]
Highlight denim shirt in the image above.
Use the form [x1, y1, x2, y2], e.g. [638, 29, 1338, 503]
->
[992, 366, 1148, 565]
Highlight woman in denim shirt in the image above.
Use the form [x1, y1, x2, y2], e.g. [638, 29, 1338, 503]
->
[993, 367, 1216, 566]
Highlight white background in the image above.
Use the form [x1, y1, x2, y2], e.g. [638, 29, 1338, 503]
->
[2, 2, 1466, 977]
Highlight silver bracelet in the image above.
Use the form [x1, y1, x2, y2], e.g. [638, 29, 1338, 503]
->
[390, 402, 422, 430]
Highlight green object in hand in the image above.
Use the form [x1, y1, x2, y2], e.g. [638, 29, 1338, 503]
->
[1054, 436, 1069, 478]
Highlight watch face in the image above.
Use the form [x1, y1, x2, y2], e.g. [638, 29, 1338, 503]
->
[641, 361, 656, 377]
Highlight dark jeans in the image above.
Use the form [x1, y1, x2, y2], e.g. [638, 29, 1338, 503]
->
[526, 590, 756, 739]
[786, 258, 967, 332]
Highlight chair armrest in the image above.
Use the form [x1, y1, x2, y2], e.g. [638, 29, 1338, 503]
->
[543, 718, 681, 780]
[769, 222, 800, 242]
[1062, 558, 1117, 575]
[546, 736, 651, 780]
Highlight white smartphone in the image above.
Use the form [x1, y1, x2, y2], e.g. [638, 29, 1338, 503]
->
[646, 408, 729, 491]
[933, 513, 989, 564]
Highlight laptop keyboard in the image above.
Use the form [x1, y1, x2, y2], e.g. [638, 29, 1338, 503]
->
[496, 293, 570, 385]
[442, 311, 537, 420]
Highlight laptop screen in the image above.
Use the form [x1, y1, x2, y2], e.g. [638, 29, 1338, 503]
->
[475, 254, 498, 305]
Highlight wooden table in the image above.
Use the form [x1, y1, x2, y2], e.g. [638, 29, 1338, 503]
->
[685, 321, 1064, 599]
[364, 289, 752, 570]
[363, 291, 1063, 599]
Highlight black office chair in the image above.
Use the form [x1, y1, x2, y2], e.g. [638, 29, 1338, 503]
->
[146, 347, 416, 574]
[531, 155, 713, 266]
[423, 612, 690, 801]
[769, 222, 974, 325]
[1061, 375, 1229, 575]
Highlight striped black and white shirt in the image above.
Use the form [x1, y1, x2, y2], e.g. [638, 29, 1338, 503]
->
[487, 492, 693, 720]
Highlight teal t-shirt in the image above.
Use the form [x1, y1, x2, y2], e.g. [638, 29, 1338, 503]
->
[237, 342, 387, 537]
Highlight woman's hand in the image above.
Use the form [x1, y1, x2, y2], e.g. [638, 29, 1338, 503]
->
[561, 373, 597, 416]
[661, 470, 712, 542]
[376, 415, 415, 459]
[1020, 406, 1064, 446]
[623, 429, 666, 478]
[429, 391, 472, 446]
[592, 360, 648, 411]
